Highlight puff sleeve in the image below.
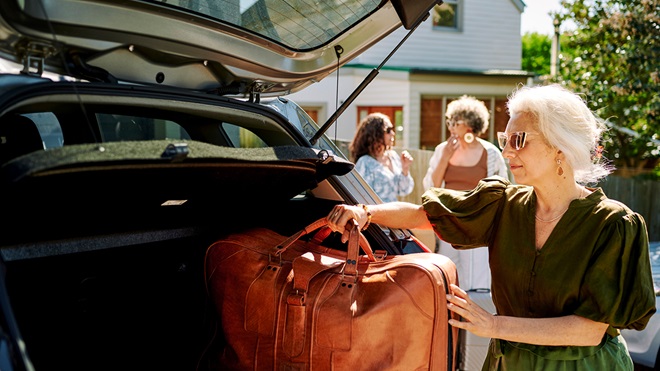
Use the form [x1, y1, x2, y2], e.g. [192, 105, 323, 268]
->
[574, 211, 656, 330]
[421, 176, 509, 248]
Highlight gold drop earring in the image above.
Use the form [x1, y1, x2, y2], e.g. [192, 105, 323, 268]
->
[464, 132, 474, 144]
[556, 159, 564, 176]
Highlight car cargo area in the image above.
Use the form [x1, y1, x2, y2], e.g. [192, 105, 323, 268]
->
[0, 141, 352, 371]
[0, 0, 452, 367]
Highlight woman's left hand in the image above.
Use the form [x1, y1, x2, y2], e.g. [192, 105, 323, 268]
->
[446, 284, 497, 339]
[400, 150, 414, 175]
[401, 150, 414, 166]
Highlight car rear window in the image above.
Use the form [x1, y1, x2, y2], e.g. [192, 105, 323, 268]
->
[21, 112, 193, 150]
[24, 112, 63, 149]
[221, 122, 267, 148]
[139, 0, 380, 50]
[96, 114, 191, 142]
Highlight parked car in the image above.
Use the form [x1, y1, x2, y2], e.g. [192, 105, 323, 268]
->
[621, 241, 660, 370]
[0, 0, 465, 370]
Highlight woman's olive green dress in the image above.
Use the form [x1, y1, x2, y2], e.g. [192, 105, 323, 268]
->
[421, 177, 656, 371]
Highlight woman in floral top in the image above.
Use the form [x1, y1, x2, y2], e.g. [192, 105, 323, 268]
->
[349, 112, 414, 202]
[327, 85, 655, 370]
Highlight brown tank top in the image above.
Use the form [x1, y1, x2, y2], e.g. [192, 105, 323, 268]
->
[444, 149, 487, 190]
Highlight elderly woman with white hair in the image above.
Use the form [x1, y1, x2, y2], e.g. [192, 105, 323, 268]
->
[326, 84, 655, 370]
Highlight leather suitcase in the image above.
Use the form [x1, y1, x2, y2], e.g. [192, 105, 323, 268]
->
[204, 218, 459, 370]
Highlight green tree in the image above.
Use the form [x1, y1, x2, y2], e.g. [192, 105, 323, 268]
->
[553, 0, 660, 176]
[522, 32, 552, 76]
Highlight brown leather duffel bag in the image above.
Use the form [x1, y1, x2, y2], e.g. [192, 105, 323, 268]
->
[204, 218, 459, 370]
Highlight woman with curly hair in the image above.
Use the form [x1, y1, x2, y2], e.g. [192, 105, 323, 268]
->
[423, 95, 508, 191]
[423, 95, 509, 290]
[349, 112, 414, 202]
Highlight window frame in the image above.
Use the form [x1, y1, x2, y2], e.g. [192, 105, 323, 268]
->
[431, 0, 461, 32]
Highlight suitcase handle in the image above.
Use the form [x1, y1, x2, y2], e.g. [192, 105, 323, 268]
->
[275, 217, 376, 262]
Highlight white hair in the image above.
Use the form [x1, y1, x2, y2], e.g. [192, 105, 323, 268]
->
[507, 84, 613, 184]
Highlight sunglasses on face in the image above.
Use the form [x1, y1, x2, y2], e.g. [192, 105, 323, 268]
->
[384, 127, 395, 134]
[497, 131, 533, 150]
[446, 119, 466, 128]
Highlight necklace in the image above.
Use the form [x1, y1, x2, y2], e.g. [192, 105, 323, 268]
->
[535, 188, 585, 223]
[535, 207, 569, 223]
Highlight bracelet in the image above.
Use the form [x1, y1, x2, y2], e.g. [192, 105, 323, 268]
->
[359, 204, 372, 231]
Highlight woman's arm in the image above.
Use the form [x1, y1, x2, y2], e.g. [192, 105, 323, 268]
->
[422, 142, 450, 189]
[326, 203, 432, 242]
[389, 150, 415, 197]
[399, 150, 413, 176]
[428, 156, 450, 188]
[428, 137, 460, 188]
[447, 284, 609, 346]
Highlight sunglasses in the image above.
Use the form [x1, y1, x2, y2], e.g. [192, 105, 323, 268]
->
[446, 119, 466, 128]
[384, 127, 395, 134]
[497, 131, 535, 150]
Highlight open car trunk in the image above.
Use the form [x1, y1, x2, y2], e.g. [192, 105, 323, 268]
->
[0, 141, 354, 371]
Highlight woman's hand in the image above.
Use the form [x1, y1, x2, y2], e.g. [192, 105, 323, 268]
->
[447, 284, 611, 346]
[326, 202, 432, 242]
[400, 150, 414, 175]
[326, 204, 368, 242]
[446, 284, 497, 339]
[442, 135, 460, 159]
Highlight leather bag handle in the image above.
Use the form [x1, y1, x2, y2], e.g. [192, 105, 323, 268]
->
[273, 217, 376, 262]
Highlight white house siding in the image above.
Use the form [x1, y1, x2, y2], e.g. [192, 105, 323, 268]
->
[289, 69, 527, 149]
[347, 68, 411, 139]
[353, 0, 523, 71]
[285, 0, 530, 150]
[287, 67, 411, 143]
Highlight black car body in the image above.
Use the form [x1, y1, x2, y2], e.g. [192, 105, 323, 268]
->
[0, 0, 445, 370]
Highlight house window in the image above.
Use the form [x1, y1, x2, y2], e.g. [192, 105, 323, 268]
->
[432, 0, 459, 30]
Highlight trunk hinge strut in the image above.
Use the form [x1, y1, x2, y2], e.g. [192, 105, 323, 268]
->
[20, 41, 56, 77]
[309, 12, 430, 145]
